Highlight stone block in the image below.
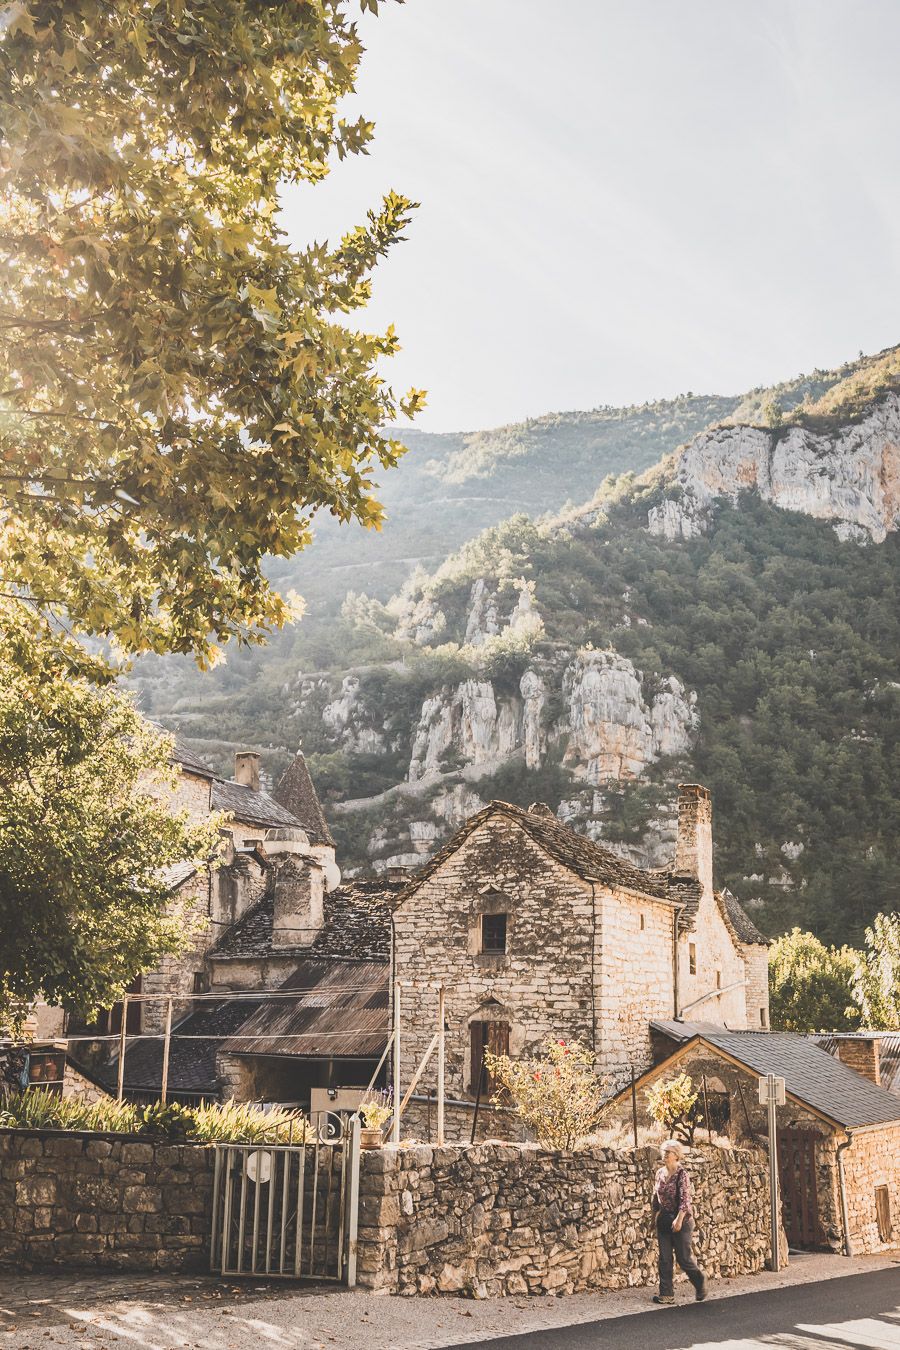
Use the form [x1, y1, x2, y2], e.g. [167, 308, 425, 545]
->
[16, 1177, 56, 1206]
[123, 1185, 163, 1214]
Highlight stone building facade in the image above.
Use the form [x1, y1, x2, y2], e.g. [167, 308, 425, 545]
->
[606, 1026, 900, 1256]
[391, 785, 769, 1141]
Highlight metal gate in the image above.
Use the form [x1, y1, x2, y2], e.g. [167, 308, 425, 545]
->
[210, 1114, 360, 1283]
[778, 1127, 827, 1249]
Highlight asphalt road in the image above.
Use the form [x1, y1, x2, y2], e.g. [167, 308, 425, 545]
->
[445, 1267, 900, 1350]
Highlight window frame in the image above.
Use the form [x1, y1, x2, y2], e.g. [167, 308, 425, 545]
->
[481, 911, 508, 954]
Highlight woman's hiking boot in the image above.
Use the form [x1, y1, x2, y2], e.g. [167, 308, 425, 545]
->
[695, 1274, 708, 1301]
[652, 1294, 675, 1305]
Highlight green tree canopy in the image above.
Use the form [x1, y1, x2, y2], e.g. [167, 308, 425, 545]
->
[0, 0, 423, 668]
[852, 912, 900, 1029]
[768, 927, 861, 1033]
[0, 632, 219, 1021]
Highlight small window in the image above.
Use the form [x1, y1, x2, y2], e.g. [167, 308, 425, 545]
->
[760, 1007, 768, 1028]
[876, 1185, 893, 1242]
[689, 943, 697, 975]
[716, 970, 722, 989]
[470, 1021, 510, 1096]
[481, 912, 507, 954]
[192, 971, 206, 994]
[640, 913, 645, 931]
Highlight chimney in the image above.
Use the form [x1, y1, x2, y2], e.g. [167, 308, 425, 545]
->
[674, 784, 713, 897]
[835, 1036, 881, 1086]
[271, 855, 324, 949]
[234, 751, 260, 792]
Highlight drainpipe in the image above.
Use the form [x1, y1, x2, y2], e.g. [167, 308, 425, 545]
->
[836, 1135, 854, 1256]
[672, 903, 684, 1017]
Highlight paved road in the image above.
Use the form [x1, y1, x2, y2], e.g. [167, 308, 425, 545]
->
[445, 1268, 900, 1350]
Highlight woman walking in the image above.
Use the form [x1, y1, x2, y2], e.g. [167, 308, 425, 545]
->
[651, 1139, 707, 1305]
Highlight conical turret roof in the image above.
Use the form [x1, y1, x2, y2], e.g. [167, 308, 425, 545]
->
[272, 750, 334, 847]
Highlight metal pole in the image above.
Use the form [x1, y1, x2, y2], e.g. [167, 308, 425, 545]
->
[345, 1113, 361, 1288]
[767, 1072, 780, 1272]
[116, 994, 129, 1102]
[630, 1066, 639, 1149]
[391, 981, 401, 1144]
[702, 1073, 712, 1145]
[437, 986, 446, 1147]
[160, 997, 173, 1105]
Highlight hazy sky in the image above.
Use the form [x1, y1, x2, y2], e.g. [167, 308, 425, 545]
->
[280, 0, 900, 433]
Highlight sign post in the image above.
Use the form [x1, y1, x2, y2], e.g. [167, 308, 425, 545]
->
[758, 1073, 785, 1271]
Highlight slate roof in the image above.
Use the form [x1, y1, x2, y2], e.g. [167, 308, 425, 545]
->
[159, 860, 199, 892]
[115, 998, 262, 1098]
[814, 1033, 900, 1097]
[647, 1023, 900, 1130]
[719, 889, 769, 946]
[273, 752, 335, 847]
[211, 878, 406, 963]
[169, 735, 216, 781]
[211, 779, 301, 831]
[397, 799, 702, 912]
[220, 960, 388, 1060]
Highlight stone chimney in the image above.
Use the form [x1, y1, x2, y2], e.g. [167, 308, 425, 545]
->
[674, 783, 713, 896]
[234, 751, 260, 792]
[271, 855, 324, 949]
[835, 1036, 881, 1085]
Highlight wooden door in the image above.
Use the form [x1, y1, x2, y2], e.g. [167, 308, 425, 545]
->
[778, 1128, 828, 1249]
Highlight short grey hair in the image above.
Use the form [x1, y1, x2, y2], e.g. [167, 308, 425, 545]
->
[660, 1138, 684, 1159]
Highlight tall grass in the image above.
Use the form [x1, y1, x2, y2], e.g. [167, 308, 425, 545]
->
[0, 1090, 309, 1143]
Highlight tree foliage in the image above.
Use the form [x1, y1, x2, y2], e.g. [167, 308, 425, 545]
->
[645, 1072, 701, 1145]
[768, 927, 861, 1033]
[852, 912, 900, 1029]
[0, 0, 423, 668]
[0, 639, 218, 1022]
[485, 1036, 608, 1150]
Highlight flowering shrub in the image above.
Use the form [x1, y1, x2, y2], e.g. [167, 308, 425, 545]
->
[645, 1072, 701, 1144]
[485, 1037, 607, 1149]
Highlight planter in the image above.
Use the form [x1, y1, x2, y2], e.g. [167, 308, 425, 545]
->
[360, 1127, 384, 1150]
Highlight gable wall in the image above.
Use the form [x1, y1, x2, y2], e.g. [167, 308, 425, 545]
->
[677, 890, 748, 1027]
[169, 769, 212, 824]
[596, 887, 676, 1083]
[393, 816, 597, 1118]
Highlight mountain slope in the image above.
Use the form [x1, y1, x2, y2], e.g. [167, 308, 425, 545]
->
[135, 349, 900, 947]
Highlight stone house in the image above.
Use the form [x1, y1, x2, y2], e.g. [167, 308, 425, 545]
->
[606, 1023, 900, 1256]
[391, 783, 769, 1140]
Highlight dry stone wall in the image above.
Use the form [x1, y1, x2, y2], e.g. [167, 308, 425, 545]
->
[843, 1123, 900, 1254]
[355, 1141, 777, 1296]
[0, 1130, 214, 1271]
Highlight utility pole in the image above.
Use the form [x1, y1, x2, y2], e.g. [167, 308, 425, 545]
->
[160, 997, 173, 1105]
[116, 994, 129, 1102]
[759, 1072, 785, 1272]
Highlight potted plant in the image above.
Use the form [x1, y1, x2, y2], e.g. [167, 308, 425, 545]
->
[358, 1093, 392, 1148]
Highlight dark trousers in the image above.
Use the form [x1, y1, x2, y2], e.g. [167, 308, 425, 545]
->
[656, 1214, 704, 1296]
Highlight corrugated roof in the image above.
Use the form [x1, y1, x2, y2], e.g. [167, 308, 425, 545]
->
[211, 779, 301, 830]
[212, 879, 405, 963]
[273, 752, 334, 846]
[652, 1026, 900, 1129]
[397, 800, 702, 910]
[221, 960, 388, 1060]
[814, 1033, 900, 1097]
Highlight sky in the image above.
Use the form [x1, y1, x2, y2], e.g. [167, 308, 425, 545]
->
[280, 0, 900, 433]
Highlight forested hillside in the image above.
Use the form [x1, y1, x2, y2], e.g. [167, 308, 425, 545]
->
[133, 350, 900, 947]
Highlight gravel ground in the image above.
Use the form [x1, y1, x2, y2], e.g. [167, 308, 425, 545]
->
[0, 1251, 896, 1350]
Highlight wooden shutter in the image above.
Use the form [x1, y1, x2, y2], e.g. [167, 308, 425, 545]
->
[876, 1186, 892, 1243]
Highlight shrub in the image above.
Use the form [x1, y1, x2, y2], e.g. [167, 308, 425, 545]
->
[359, 1092, 393, 1132]
[645, 1072, 702, 1145]
[190, 1100, 309, 1145]
[485, 1037, 608, 1149]
[0, 1091, 308, 1144]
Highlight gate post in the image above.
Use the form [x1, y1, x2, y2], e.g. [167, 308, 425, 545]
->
[344, 1115, 361, 1288]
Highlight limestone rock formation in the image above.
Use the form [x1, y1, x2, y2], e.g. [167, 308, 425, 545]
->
[651, 394, 900, 542]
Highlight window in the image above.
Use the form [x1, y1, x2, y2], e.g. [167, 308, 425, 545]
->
[640, 913, 645, 931]
[689, 943, 697, 975]
[876, 1186, 893, 1242]
[760, 1007, 768, 1028]
[470, 1021, 509, 1096]
[481, 912, 507, 954]
[716, 970, 722, 989]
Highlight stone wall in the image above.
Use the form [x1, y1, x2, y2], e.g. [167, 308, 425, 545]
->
[355, 1141, 779, 1296]
[843, 1123, 900, 1254]
[142, 870, 211, 1035]
[596, 888, 677, 1083]
[0, 1130, 214, 1271]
